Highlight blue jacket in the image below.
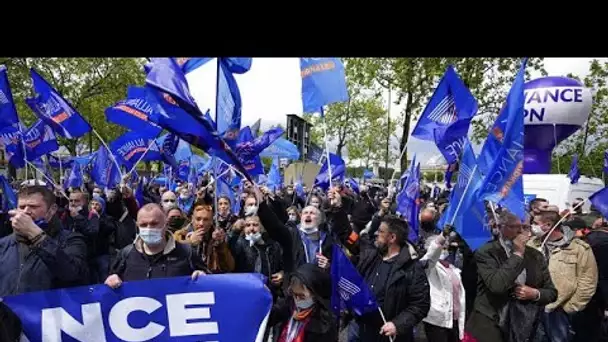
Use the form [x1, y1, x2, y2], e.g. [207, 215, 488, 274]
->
[0, 220, 89, 297]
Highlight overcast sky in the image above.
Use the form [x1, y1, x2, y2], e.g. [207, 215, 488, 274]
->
[185, 58, 604, 169]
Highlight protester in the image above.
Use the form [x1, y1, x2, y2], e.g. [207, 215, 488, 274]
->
[105, 203, 207, 287]
[529, 210, 598, 342]
[160, 191, 177, 212]
[465, 210, 557, 342]
[269, 263, 337, 342]
[0, 185, 89, 296]
[88, 194, 117, 283]
[420, 226, 466, 342]
[217, 196, 238, 231]
[584, 217, 608, 340]
[174, 203, 235, 273]
[166, 206, 188, 233]
[341, 214, 430, 342]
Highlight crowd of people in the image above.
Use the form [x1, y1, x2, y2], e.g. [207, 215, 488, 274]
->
[0, 176, 607, 342]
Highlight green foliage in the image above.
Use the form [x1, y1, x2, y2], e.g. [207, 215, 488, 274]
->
[551, 59, 608, 177]
[0, 58, 146, 156]
[345, 58, 547, 172]
[422, 171, 444, 182]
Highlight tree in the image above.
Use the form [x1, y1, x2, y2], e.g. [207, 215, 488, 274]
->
[345, 58, 547, 176]
[346, 97, 396, 168]
[0, 58, 146, 156]
[550, 59, 608, 177]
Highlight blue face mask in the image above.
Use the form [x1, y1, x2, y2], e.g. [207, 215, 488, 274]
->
[139, 228, 164, 245]
[295, 297, 314, 310]
[34, 218, 49, 231]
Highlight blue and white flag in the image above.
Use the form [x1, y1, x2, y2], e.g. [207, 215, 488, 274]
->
[24, 120, 59, 161]
[476, 59, 528, 220]
[0, 174, 17, 210]
[307, 143, 324, 163]
[3, 274, 272, 342]
[411, 66, 477, 164]
[91, 145, 120, 190]
[330, 244, 378, 317]
[27, 69, 91, 139]
[300, 58, 349, 114]
[0, 65, 20, 130]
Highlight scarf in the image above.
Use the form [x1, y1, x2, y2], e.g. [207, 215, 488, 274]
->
[278, 308, 313, 342]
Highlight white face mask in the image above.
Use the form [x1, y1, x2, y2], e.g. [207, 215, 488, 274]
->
[245, 232, 262, 246]
[288, 214, 297, 222]
[300, 225, 318, 234]
[531, 224, 545, 237]
[245, 205, 258, 216]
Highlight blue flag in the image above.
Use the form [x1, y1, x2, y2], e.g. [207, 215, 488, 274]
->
[259, 137, 300, 160]
[300, 58, 349, 114]
[437, 143, 490, 249]
[216, 59, 245, 146]
[314, 153, 346, 190]
[604, 150, 608, 173]
[0, 126, 25, 168]
[348, 177, 360, 194]
[174, 57, 214, 74]
[363, 169, 375, 180]
[568, 154, 580, 184]
[203, 109, 217, 131]
[144, 58, 252, 181]
[396, 160, 420, 243]
[411, 66, 478, 164]
[27, 69, 91, 139]
[23, 120, 59, 161]
[237, 127, 264, 176]
[0, 65, 20, 130]
[590, 187, 608, 220]
[330, 244, 378, 317]
[64, 162, 83, 189]
[236, 127, 284, 161]
[134, 177, 145, 208]
[445, 162, 457, 189]
[110, 131, 160, 171]
[91, 145, 120, 189]
[0, 174, 17, 210]
[308, 143, 324, 163]
[250, 118, 261, 137]
[105, 86, 162, 137]
[47, 154, 73, 169]
[267, 157, 282, 191]
[476, 59, 528, 220]
[3, 274, 272, 342]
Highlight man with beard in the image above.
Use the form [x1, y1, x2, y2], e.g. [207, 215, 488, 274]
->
[342, 214, 430, 342]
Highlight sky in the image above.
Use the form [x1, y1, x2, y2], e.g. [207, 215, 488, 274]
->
[185, 58, 604, 170]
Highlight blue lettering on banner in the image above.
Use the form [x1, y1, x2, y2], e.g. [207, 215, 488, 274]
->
[2, 274, 272, 342]
[522, 88, 585, 123]
[523, 107, 545, 123]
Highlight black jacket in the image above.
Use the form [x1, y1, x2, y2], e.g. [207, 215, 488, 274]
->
[110, 234, 208, 282]
[585, 229, 608, 308]
[470, 240, 557, 323]
[230, 233, 283, 276]
[348, 233, 430, 342]
[60, 207, 100, 259]
[270, 263, 337, 342]
[0, 217, 89, 297]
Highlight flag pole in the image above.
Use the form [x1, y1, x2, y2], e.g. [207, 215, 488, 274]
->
[92, 129, 124, 180]
[541, 199, 587, 248]
[321, 107, 333, 185]
[377, 307, 395, 342]
[389, 139, 412, 185]
[213, 57, 221, 226]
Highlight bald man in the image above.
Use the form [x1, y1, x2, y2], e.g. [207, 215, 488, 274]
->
[105, 204, 207, 288]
